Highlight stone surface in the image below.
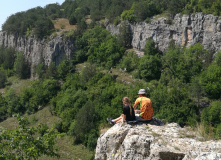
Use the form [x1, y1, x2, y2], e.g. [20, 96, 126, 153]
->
[107, 13, 221, 53]
[0, 32, 75, 77]
[95, 123, 221, 160]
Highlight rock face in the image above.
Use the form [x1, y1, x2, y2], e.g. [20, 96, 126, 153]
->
[0, 32, 75, 77]
[1, 12, 221, 76]
[95, 123, 221, 160]
[107, 13, 221, 52]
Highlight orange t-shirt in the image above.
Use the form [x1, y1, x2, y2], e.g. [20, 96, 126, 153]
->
[134, 97, 153, 120]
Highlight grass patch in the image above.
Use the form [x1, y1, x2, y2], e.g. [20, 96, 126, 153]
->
[53, 18, 77, 34]
[40, 136, 93, 160]
[2, 76, 32, 96]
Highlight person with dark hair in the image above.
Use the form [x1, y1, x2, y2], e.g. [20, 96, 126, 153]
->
[133, 89, 153, 122]
[107, 97, 135, 125]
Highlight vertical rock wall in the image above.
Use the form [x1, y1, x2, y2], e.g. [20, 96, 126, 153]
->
[107, 13, 221, 53]
[0, 32, 75, 77]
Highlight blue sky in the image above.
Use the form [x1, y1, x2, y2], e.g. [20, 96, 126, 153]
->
[0, 0, 65, 30]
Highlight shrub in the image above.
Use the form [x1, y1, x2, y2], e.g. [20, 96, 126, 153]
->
[0, 71, 7, 88]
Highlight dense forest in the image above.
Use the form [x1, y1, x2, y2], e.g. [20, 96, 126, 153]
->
[0, 0, 221, 159]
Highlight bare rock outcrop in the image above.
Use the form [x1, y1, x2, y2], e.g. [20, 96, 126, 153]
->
[95, 123, 221, 160]
[0, 32, 75, 77]
[107, 13, 221, 53]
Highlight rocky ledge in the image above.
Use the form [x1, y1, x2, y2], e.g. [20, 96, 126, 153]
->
[95, 123, 221, 160]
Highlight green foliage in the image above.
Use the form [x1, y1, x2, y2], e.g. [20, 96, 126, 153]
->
[57, 59, 72, 80]
[0, 115, 60, 159]
[76, 18, 88, 35]
[117, 22, 132, 48]
[189, 77, 204, 108]
[14, 52, 30, 79]
[132, 0, 160, 22]
[138, 54, 162, 81]
[121, 10, 136, 22]
[144, 38, 159, 56]
[153, 80, 197, 127]
[88, 36, 124, 68]
[0, 94, 7, 118]
[80, 63, 97, 84]
[5, 89, 25, 116]
[200, 51, 221, 99]
[216, 123, 221, 139]
[0, 47, 16, 70]
[34, 18, 54, 39]
[74, 101, 97, 145]
[0, 71, 7, 88]
[201, 100, 221, 126]
[2, 7, 55, 38]
[201, 100, 221, 139]
[19, 79, 60, 113]
[161, 44, 204, 84]
[45, 3, 62, 20]
[69, 13, 77, 25]
[45, 62, 58, 79]
[118, 51, 139, 72]
[35, 62, 46, 79]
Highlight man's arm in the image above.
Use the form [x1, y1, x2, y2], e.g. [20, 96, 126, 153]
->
[133, 104, 138, 110]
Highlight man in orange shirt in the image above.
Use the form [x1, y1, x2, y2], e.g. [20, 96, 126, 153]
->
[133, 89, 153, 122]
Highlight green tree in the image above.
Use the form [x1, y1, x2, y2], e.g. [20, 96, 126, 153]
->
[0, 115, 60, 159]
[144, 38, 159, 56]
[201, 51, 221, 99]
[80, 63, 97, 84]
[133, 0, 159, 22]
[57, 59, 71, 80]
[155, 80, 197, 127]
[2, 47, 16, 70]
[35, 62, 46, 79]
[138, 54, 162, 81]
[118, 51, 139, 72]
[201, 100, 221, 139]
[0, 71, 7, 88]
[34, 18, 54, 39]
[14, 52, 30, 79]
[5, 89, 25, 116]
[74, 101, 97, 145]
[117, 22, 132, 48]
[45, 62, 58, 79]
[121, 9, 135, 22]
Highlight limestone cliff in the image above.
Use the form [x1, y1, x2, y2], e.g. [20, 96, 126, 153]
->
[1, 12, 221, 76]
[95, 123, 221, 160]
[107, 13, 221, 53]
[0, 32, 75, 77]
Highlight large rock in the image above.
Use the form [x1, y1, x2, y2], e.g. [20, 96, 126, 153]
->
[0, 32, 75, 77]
[95, 123, 221, 160]
[107, 13, 221, 53]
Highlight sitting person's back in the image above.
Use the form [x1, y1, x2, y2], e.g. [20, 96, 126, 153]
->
[123, 104, 135, 121]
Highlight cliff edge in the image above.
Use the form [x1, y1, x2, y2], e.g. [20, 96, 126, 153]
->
[95, 123, 221, 160]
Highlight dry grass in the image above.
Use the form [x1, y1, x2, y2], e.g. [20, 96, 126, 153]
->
[40, 136, 93, 160]
[53, 18, 77, 34]
[194, 123, 215, 141]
